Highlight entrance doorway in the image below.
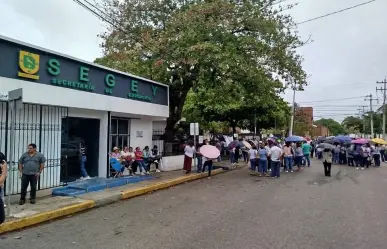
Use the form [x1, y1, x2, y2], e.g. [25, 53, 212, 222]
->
[61, 117, 100, 182]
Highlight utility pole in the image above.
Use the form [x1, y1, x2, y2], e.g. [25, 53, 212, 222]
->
[358, 105, 367, 137]
[365, 94, 378, 138]
[376, 78, 387, 140]
[289, 84, 296, 136]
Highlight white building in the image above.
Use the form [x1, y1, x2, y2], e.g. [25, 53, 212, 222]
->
[0, 36, 169, 194]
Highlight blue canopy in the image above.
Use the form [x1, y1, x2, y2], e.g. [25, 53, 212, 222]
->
[334, 135, 352, 143]
[285, 136, 305, 143]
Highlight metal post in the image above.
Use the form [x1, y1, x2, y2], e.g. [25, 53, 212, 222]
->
[254, 110, 257, 139]
[289, 86, 296, 136]
[193, 123, 197, 170]
[6, 89, 23, 216]
[6, 100, 15, 216]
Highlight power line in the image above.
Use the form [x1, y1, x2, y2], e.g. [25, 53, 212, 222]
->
[296, 0, 377, 25]
[297, 95, 365, 104]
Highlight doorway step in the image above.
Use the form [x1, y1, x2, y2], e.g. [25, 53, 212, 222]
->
[52, 175, 153, 197]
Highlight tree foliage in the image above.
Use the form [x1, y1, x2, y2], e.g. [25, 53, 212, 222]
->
[95, 0, 307, 141]
[314, 118, 345, 136]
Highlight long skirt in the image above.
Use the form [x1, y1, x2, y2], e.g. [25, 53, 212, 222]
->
[183, 155, 193, 173]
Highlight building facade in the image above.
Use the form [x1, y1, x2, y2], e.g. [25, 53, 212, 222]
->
[0, 36, 169, 194]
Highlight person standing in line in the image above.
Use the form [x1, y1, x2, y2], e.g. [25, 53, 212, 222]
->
[248, 145, 258, 175]
[353, 144, 361, 169]
[265, 142, 272, 172]
[362, 144, 371, 169]
[79, 143, 91, 180]
[322, 148, 333, 177]
[310, 141, 315, 158]
[18, 143, 46, 205]
[201, 140, 213, 179]
[196, 143, 203, 173]
[215, 140, 222, 162]
[294, 142, 304, 171]
[183, 141, 195, 174]
[0, 153, 6, 224]
[346, 145, 354, 167]
[373, 143, 381, 167]
[333, 145, 340, 164]
[380, 144, 385, 162]
[0, 152, 6, 209]
[258, 144, 268, 177]
[283, 142, 294, 173]
[302, 141, 312, 167]
[270, 142, 282, 178]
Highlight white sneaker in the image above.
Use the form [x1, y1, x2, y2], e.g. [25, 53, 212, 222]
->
[285, 170, 288, 173]
[361, 167, 364, 170]
[291, 170, 294, 173]
[80, 177, 84, 181]
[268, 169, 272, 172]
[84, 176, 91, 180]
[356, 167, 359, 170]
[4, 204, 6, 208]
[140, 172, 145, 175]
[145, 172, 150, 175]
[156, 169, 161, 173]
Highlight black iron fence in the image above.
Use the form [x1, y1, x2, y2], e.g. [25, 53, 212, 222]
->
[152, 128, 188, 157]
[0, 101, 68, 195]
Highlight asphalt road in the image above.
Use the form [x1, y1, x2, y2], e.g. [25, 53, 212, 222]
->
[2, 159, 387, 249]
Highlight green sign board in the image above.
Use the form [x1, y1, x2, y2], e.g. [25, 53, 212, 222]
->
[0, 37, 168, 106]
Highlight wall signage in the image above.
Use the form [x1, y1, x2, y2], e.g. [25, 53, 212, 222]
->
[0, 38, 168, 106]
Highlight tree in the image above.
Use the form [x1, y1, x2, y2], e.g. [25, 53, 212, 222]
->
[95, 0, 307, 143]
[183, 78, 290, 134]
[342, 116, 363, 133]
[314, 118, 345, 136]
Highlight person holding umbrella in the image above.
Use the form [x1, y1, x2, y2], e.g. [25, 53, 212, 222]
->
[200, 140, 219, 179]
[322, 148, 333, 177]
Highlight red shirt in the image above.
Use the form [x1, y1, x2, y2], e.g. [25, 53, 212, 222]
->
[135, 151, 143, 161]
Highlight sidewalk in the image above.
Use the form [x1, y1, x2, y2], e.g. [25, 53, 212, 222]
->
[0, 161, 244, 234]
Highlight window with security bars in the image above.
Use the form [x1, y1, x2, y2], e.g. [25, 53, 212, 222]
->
[110, 118, 130, 150]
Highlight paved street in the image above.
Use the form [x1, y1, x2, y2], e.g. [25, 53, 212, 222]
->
[2, 160, 387, 249]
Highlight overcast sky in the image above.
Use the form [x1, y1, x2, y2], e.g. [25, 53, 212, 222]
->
[0, 0, 385, 122]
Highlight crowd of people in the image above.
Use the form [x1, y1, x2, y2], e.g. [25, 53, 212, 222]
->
[110, 145, 161, 176]
[320, 143, 386, 169]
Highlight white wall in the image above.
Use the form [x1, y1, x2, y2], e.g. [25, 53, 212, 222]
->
[68, 108, 108, 178]
[130, 119, 152, 150]
[0, 77, 169, 118]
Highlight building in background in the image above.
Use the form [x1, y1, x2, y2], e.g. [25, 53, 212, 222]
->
[294, 106, 330, 138]
[0, 35, 169, 195]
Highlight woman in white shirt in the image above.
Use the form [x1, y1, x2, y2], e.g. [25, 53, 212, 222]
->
[248, 145, 258, 175]
[121, 147, 135, 176]
[183, 141, 195, 174]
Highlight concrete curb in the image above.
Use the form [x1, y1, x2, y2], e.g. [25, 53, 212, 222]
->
[0, 168, 225, 234]
[0, 200, 95, 234]
[121, 168, 223, 199]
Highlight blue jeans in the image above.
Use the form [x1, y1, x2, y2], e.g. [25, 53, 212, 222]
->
[333, 152, 339, 164]
[304, 154, 310, 167]
[197, 156, 203, 172]
[294, 156, 303, 168]
[202, 160, 213, 177]
[270, 161, 280, 177]
[80, 155, 89, 177]
[136, 160, 148, 173]
[230, 152, 235, 163]
[259, 159, 267, 173]
[284, 156, 293, 171]
[250, 159, 257, 172]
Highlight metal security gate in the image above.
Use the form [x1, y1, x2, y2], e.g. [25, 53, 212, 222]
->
[0, 101, 68, 195]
